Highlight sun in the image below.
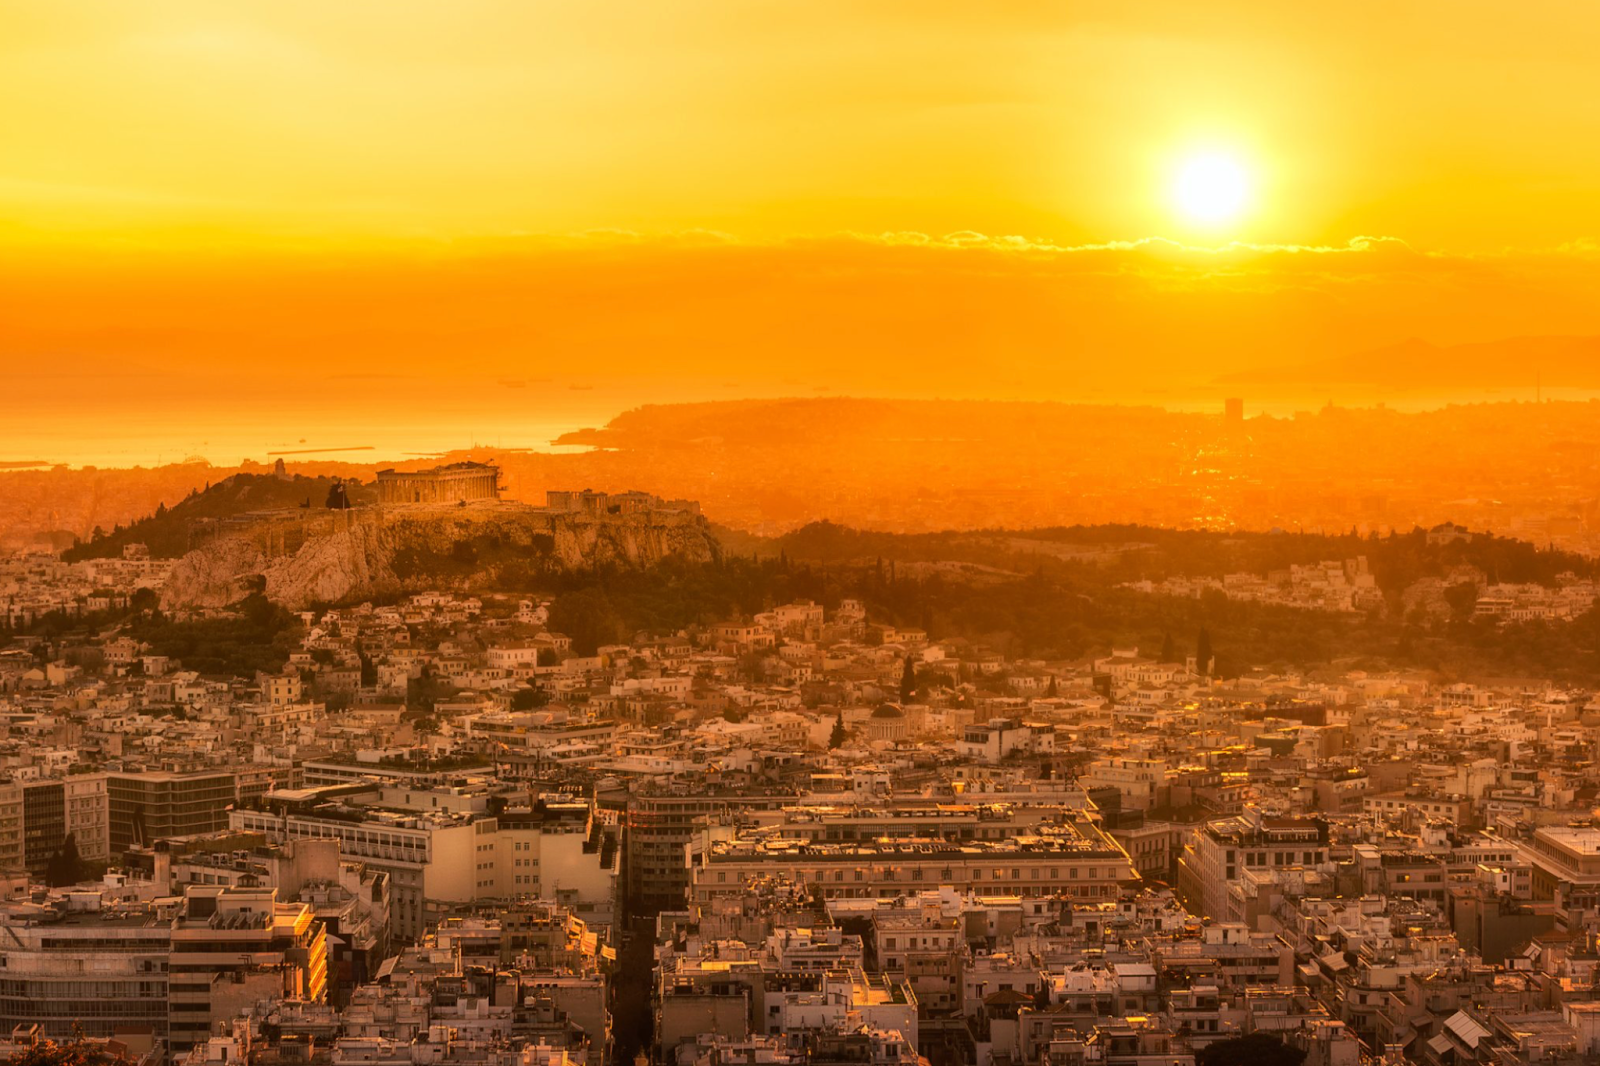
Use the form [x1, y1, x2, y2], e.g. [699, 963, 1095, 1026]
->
[1173, 151, 1251, 226]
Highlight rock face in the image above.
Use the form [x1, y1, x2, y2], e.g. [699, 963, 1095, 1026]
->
[162, 504, 721, 609]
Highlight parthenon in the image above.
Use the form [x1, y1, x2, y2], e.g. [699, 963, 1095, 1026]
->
[376, 461, 501, 504]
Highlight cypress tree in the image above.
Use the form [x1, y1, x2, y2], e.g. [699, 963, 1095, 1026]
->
[46, 834, 83, 888]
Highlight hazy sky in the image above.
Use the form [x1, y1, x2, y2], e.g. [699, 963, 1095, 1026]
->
[4, 0, 1600, 460]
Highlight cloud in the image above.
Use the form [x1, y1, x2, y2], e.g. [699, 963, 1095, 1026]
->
[2, 228, 1597, 409]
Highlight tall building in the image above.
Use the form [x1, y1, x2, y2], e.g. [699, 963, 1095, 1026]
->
[0, 783, 23, 872]
[625, 786, 796, 914]
[230, 783, 619, 940]
[0, 898, 174, 1041]
[107, 771, 238, 856]
[0, 777, 106, 878]
[167, 886, 329, 1051]
[161, 836, 390, 1008]
[1519, 825, 1600, 900]
[65, 773, 111, 865]
[20, 781, 65, 877]
[1177, 811, 1329, 921]
[0, 884, 326, 1051]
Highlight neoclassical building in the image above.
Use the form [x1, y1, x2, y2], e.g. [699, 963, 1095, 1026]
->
[376, 461, 500, 504]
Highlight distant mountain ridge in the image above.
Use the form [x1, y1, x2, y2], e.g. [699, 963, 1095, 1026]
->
[1221, 334, 1600, 388]
[9, 387, 1600, 549]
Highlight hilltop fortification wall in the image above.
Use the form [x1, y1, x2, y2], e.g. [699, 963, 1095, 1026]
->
[163, 501, 718, 609]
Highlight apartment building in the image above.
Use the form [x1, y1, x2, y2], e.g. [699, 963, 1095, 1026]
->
[693, 818, 1135, 905]
[0, 776, 108, 877]
[167, 885, 328, 1051]
[624, 785, 797, 914]
[107, 771, 238, 856]
[1177, 812, 1330, 921]
[230, 784, 617, 940]
[0, 885, 325, 1052]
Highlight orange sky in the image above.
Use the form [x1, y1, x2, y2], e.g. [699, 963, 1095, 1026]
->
[4, 1, 1600, 462]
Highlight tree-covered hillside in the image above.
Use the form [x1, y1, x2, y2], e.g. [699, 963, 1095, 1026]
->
[754, 521, 1593, 595]
[538, 550, 1600, 684]
[62, 472, 375, 560]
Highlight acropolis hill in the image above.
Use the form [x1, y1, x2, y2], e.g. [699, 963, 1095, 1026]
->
[160, 483, 717, 610]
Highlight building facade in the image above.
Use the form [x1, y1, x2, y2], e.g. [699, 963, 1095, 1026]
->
[375, 462, 500, 505]
[107, 771, 238, 857]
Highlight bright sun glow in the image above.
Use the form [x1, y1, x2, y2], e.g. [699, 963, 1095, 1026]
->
[1173, 152, 1251, 225]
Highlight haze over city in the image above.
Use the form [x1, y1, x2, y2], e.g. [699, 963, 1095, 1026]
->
[6, 7, 1600, 1066]
[6, 2, 1600, 467]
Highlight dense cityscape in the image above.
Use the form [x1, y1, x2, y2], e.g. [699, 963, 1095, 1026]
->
[0, 468, 1599, 1066]
[7, 3, 1600, 1065]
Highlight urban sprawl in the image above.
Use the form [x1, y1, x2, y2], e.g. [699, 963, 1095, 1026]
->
[4, 507, 1600, 1066]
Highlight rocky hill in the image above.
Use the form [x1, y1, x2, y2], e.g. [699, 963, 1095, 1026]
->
[161, 503, 720, 609]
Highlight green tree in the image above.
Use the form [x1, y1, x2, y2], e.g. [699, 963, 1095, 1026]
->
[1161, 631, 1176, 663]
[130, 587, 160, 615]
[407, 672, 458, 711]
[1196, 627, 1213, 676]
[829, 712, 847, 749]
[1444, 581, 1479, 623]
[45, 833, 84, 888]
[547, 589, 627, 657]
[510, 685, 548, 711]
[900, 653, 917, 703]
